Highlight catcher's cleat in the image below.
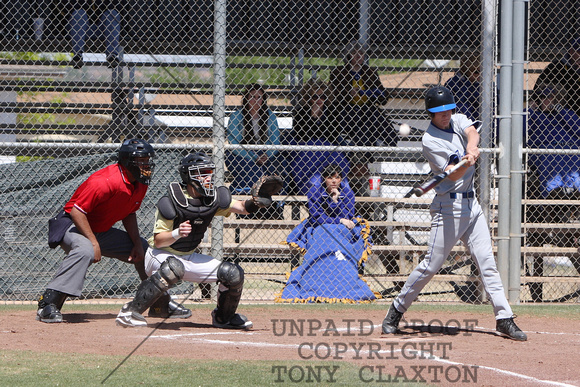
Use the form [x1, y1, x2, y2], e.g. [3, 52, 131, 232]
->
[148, 300, 192, 319]
[116, 305, 148, 328]
[36, 304, 63, 323]
[496, 317, 527, 341]
[382, 304, 403, 334]
[211, 309, 253, 330]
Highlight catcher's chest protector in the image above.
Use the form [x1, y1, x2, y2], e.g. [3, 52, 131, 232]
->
[157, 183, 231, 252]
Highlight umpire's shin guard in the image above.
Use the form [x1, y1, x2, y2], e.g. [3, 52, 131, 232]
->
[38, 289, 68, 310]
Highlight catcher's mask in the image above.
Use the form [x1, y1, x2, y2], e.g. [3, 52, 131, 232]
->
[118, 138, 155, 185]
[425, 85, 456, 113]
[179, 152, 216, 197]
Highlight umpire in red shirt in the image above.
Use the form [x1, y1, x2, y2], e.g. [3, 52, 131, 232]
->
[37, 139, 188, 323]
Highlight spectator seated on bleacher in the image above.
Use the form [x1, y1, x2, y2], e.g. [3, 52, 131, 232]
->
[306, 164, 355, 229]
[329, 41, 396, 195]
[534, 36, 580, 118]
[276, 164, 376, 303]
[527, 85, 580, 205]
[525, 84, 580, 301]
[226, 83, 287, 219]
[286, 79, 350, 195]
[445, 53, 482, 122]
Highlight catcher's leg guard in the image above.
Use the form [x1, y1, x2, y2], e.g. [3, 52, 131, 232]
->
[116, 257, 184, 327]
[36, 289, 68, 323]
[212, 262, 252, 329]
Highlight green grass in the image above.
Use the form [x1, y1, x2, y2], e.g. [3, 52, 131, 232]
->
[3, 302, 579, 317]
[0, 350, 431, 386]
[15, 155, 54, 162]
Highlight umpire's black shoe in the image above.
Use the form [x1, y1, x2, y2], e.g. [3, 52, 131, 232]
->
[496, 317, 527, 341]
[36, 289, 67, 323]
[382, 304, 403, 334]
[36, 304, 62, 323]
[148, 300, 192, 319]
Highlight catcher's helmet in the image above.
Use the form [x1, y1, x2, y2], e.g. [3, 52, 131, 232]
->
[425, 86, 456, 113]
[118, 139, 155, 185]
[179, 152, 216, 197]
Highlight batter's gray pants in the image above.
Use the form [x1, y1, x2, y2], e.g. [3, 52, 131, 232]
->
[46, 225, 148, 297]
[394, 195, 514, 320]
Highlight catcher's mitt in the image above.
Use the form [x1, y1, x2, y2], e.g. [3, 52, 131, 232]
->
[251, 175, 284, 208]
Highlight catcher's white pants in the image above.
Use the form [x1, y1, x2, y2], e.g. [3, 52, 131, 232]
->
[145, 248, 223, 285]
[393, 195, 514, 320]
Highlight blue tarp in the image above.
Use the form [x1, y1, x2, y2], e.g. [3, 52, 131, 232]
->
[276, 218, 377, 303]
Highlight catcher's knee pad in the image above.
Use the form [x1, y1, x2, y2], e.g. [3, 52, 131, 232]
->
[157, 256, 185, 287]
[129, 256, 185, 314]
[217, 261, 244, 290]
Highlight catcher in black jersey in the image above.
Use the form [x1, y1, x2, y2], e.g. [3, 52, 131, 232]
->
[116, 152, 282, 329]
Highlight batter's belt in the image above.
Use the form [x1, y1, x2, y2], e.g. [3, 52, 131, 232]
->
[448, 191, 474, 199]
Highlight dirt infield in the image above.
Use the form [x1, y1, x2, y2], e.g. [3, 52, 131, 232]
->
[1, 303, 578, 386]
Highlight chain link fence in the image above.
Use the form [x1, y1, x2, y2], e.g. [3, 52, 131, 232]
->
[1, 0, 579, 305]
[524, 0, 580, 303]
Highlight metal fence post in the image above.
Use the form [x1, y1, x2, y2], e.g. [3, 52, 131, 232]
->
[497, 0, 514, 297]
[211, 0, 227, 265]
[509, 0, 527, 303]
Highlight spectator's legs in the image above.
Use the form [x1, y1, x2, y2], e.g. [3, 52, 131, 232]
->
[69, 9, 88, 56]
[343, 106, 372, 196]
[529, 256, 544, 302]
[100, 10, 121, 58]
[263, 152, 288, 194]
[226, 152, 261, 192]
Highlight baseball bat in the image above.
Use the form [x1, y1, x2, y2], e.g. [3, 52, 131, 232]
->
[412, 159, 469, 197]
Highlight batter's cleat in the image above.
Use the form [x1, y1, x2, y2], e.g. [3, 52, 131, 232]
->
[211, 309, 253, 330]
[116, 305, 147, 328]
[496, 317, 527, 341]
[382, 304, 403, 334]
[36, 304, 63, 323]
[148, 300, 192, 319]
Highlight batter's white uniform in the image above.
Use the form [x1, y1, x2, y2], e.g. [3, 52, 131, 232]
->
[393, 114, 514, 319]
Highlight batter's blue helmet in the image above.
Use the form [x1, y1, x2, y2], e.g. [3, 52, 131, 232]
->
[425, 86, 456, 113]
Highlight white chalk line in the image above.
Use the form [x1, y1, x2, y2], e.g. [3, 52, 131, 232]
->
[410, 351, 577, 387]
[150, 331, 257, 339]
[474, 326, 580, 337]
[149, 323, 577, 386]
